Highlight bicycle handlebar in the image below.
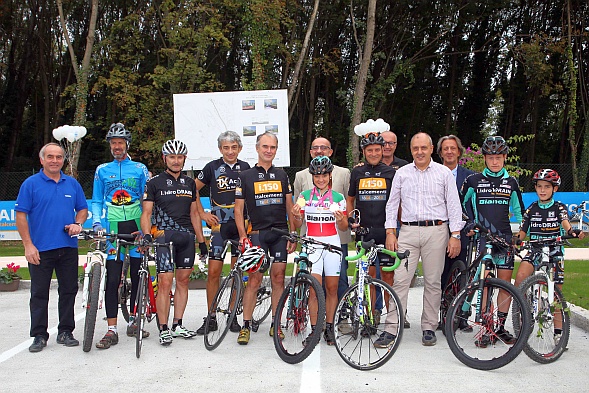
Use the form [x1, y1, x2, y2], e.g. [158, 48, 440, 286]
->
[519, 234, 576, 249]
[270, 227, 343, 253]
[75, 229, 136, 241]
[345, 240, 410, 272]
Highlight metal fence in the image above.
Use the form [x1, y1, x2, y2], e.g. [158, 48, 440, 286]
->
[0, 164, 579, 200]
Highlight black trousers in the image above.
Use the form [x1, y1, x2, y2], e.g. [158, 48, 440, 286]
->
[29, 247, 79, 339]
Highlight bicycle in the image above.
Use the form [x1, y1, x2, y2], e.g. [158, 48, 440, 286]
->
[77, 230, 135, 352]
[512, 234, 575, 363]
[569, 201, 589, 232]
[132, 238, 173, 358]
[204, 239, 273, 351]
[334, 230, 409, 371]
[444, 224, 532, 370]
[270, 227, 341, 364]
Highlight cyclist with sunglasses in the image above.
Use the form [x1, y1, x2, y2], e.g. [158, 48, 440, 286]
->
[461, 135, 525, 346]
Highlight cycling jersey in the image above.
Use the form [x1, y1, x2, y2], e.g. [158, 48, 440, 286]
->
[348, 163, 396, 229]
[144, 171, 197, 234]
[91, 157, 148, 226]
[197, 158, 251, 223]
[297, 187, 346, 242]
[461, 168, 524, 237]
[520, 200, 569, 240]
[235, 164, 292, 231]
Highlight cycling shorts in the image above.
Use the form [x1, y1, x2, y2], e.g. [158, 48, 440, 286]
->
[309, 246, 341, 277]
[105, 219, 141, 260]
[250, 229, 288, 263]
[155, 230, 196, 273]
[359, 227, 394, 267]
[476, 235, 514, 271]
[208, 221, 241, 260]
[522, 247, 564, 284]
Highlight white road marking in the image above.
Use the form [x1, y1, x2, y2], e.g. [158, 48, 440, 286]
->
[300, 345, 321, 392]
[0, 311, 86, 363]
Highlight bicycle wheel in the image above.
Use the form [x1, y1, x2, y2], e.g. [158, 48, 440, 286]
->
[135, 273, 149, 358]
[444, 277, 531, 370]
[273, 273, 325, 364]
[204, 271, 241, 351]
[440, 260, 467, 335]
[252, 275, 272, 332]
[82, 263, 101, 353]
[118, 257, 131, 323]
[334, 278, 403, 370]
[513, 274, 570, 363]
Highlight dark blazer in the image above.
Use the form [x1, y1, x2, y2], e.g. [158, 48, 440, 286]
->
[456, 165, 475, 191]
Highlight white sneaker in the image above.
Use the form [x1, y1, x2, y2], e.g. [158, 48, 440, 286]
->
[159, 329, 173, 345]
[171, 325, 197, 338]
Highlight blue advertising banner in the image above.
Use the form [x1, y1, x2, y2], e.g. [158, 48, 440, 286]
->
[0, 197, 212, 240]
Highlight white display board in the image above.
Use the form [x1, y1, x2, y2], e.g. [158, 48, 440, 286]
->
[173, 89, 290, 170]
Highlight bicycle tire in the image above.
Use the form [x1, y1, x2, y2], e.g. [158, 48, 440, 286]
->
[513, 274, 570, 363]
[273, 273, 325, 364]
[440, 260, 467, 335]
[334, 278, 403, 370]
[82, 263, 101, 353]
[119, 256, 131, 323]
[135, 273, 148, 359]
[444, 277, 531, 370]
[204, 271, 241, 351]
[252, 275, 272, 332]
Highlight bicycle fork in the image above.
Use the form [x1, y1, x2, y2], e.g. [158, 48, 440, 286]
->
[82, 252, 107, 310]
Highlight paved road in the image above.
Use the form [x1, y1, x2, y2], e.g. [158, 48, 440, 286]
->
[1, 284, 589, 393]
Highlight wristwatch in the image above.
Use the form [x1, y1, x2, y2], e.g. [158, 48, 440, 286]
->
[451, 233, 461, 240]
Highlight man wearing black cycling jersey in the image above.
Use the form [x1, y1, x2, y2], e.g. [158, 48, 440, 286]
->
[234, 131, 297, 345]
[140, 140, 207, 346]
[195, 131, 251, 335]
[347, 128, 396, 328]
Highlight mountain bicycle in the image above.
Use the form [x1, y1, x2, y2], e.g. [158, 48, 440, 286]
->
[132, 238, 173, 358]
[204, 239, 273, 351]
[512, 234, 576, 363]
[271, 228, 341, 364]
[77, 230, 136, 352]
[444, 224, 531, 370]
[334, 231, 409, 371]
[569, 201, 589, 232]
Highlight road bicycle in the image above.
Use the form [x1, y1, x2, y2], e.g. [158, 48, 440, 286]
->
[512, 234, 576, 363]
[569, 201, 589, 232]
[444, 224, 531, 370]
[132, 238, 174, 358]
[204, 239, 272, 351]
[270, 228, 342, 364]
[334, 230, 409, 371]
[78, 230, 136, 352]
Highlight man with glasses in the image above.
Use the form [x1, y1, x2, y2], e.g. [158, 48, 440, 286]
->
[382, 131, 408, 169]
[293, 137, 352, 300]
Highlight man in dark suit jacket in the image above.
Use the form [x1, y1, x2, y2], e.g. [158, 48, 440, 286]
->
[437, 135, 475, 292]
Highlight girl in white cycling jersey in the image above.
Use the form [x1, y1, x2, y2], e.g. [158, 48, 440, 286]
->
[290, 156, 348, 345]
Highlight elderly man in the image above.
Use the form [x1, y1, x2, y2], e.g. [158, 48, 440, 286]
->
[293, 137, 351, 299]
[16, 143, 88, 352]
[377, 132, 464, 348]
[381, 131, 409, 169]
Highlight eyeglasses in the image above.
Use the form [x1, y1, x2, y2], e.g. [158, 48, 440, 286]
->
[383, 141, 397, 146]
[311, 145, 331, 151]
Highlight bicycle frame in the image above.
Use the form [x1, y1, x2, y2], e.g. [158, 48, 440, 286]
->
[81, 242, 108, 310]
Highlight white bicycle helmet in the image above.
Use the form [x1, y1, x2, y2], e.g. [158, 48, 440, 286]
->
[162, 139, 188, 156]
[106, 123, 132, 143]
[238, 246, 268, 273]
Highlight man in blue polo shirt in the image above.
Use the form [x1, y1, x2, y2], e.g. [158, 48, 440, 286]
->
[15, 143, 88, 353]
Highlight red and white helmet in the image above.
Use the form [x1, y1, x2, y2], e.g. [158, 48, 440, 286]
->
[533, 168, 561, 187]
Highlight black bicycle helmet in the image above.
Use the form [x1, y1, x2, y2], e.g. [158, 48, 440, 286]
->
[106, 123, 132, 143]
[162, 139, 188, 156]
[533, 168, 561, 187]
[309, 156, 334, 175]
[359, 132, 385, 149]
[481, 136, 509, 155]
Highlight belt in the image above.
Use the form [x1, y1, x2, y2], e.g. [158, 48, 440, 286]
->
[401, 220, 446, 227]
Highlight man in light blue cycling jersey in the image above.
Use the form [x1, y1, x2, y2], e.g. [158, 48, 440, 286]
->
[91, 123, 149, 349]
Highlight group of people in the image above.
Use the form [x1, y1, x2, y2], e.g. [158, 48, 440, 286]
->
[16, 119, 581, 354]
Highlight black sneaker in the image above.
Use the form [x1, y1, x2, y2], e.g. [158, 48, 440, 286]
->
[422, 330, 437, 346]
[56, 331, 79, 347]
[475, 334, 492, 348]
[196, 317, 217, 335]
[374, 331, 396, 348]
[29, 336, 47, 353]
[324, 326, 335, 346]
[229, 317, 241, 333]
[495, 328, 516, 345]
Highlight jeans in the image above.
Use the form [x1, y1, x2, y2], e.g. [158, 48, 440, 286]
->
[29, 247, 79, 339]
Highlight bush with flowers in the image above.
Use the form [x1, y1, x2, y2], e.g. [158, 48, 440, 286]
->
[0, 263, 22, 284]
[459, 134, 535, 178]
[189, 262, 208, 281]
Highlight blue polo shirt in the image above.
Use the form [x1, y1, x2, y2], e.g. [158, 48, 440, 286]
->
[15, 169, 88, 252]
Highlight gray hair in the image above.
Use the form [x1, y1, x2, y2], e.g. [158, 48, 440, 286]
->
[218, 131, 243, 148]
[39, 143, 65, 159]
[255, 131, 278, 147]
[436, 135, 465, 157]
